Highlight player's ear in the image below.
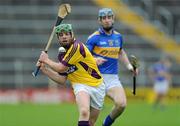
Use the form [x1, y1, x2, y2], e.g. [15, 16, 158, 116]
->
[56, 33, 60, 39]
[70, 32, 74, 39]
[98, 18, 102, 24]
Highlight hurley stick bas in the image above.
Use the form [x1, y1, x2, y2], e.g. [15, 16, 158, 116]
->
[32, 3, 71, 77]
[130, 55, 140, 95]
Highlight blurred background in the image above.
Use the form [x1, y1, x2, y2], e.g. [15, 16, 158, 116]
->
[0, 0, 180, 126]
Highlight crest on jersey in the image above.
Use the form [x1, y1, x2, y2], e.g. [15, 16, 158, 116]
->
[115, 40, 119, 46]
[108, 40, 114, 46]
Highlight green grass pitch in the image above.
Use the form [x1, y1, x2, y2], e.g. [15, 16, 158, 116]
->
[0, 101, 179, 126]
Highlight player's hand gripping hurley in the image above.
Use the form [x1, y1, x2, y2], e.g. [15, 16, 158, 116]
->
[32, 4, 71, 77]
[130, 55, 140, 95]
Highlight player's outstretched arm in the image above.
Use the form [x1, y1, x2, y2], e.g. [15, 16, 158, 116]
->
[94, 57, 107, 65]
[119, 49, 133, 70]
[119, 49, 138, 75]
[38, 51, 68, 73]
[37, 62, 67, 85]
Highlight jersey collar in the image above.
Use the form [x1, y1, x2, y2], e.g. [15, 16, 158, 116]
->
[99, 27, 114, 36]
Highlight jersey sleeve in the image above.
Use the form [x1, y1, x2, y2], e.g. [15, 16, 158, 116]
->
[61, 43, 82, 66]
[86, 35, 97, 53]
[119, 35, 123, 49]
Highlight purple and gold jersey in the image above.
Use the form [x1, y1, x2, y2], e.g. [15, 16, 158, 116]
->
[58, 40, 103, 87]
[86, 28, 123, 74]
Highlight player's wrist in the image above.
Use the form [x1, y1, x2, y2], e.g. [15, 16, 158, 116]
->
[126, 63, 133, 71]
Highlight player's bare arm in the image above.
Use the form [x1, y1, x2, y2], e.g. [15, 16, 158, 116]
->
[38, 51, 68, 73]
[119, 49, 133, 70]
[94, 57, 107, 65]
[119, 49, 138, 75]
[36, 61, 67, 85]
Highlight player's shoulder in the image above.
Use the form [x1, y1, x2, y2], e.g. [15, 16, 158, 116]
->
[67, 40, 79, 52]
[113, 30, 122, 36]
[87, 30, 100, 40]
[72, 40, 87, 50]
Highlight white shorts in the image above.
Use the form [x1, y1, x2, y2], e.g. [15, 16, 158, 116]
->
[72, 82, 105, 110]
[154, 80, 169, 94]
[102, 74, 123, 92]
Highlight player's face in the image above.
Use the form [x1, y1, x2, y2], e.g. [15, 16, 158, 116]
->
[99, 15, 114, 29]
[57, 32, 73, 47]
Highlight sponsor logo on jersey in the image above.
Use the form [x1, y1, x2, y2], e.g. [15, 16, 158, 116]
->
[93, 46, 120, 59]
[99, 50, 119, 56]
[115, 40, 119, 46]
[66, 65, 78, 74]
[99, 41, 107, 45]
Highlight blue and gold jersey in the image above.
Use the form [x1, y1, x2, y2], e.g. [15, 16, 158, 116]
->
[86, 28, 123, 74]
[151, 63, 169, 81]
[58, 40, 103, 86]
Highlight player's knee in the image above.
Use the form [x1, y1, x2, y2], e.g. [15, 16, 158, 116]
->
[115, 99, 127, 109]
[80, 108, 90, 119]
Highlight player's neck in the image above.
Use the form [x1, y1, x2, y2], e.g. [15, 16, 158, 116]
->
[104, 30, 112, 35]
[102, 27, 113, 35]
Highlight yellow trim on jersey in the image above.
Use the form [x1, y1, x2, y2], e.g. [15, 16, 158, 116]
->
[87, 31, 100, 39]
[93, 46, 120, 59]
[114, 30, 120, 34]
[64, 43, 78, 63]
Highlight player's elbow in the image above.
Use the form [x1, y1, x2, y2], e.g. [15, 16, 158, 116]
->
[56, 67, 66, 73]
[55, 77, 67, 85]
[56, 63, 68, 73]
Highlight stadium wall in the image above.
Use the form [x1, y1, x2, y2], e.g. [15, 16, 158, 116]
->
[0, 88, 179, 104]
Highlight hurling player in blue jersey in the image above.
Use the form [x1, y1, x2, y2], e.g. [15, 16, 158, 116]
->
[86, 8, 138, 126]
[148, 57, 171, 109]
